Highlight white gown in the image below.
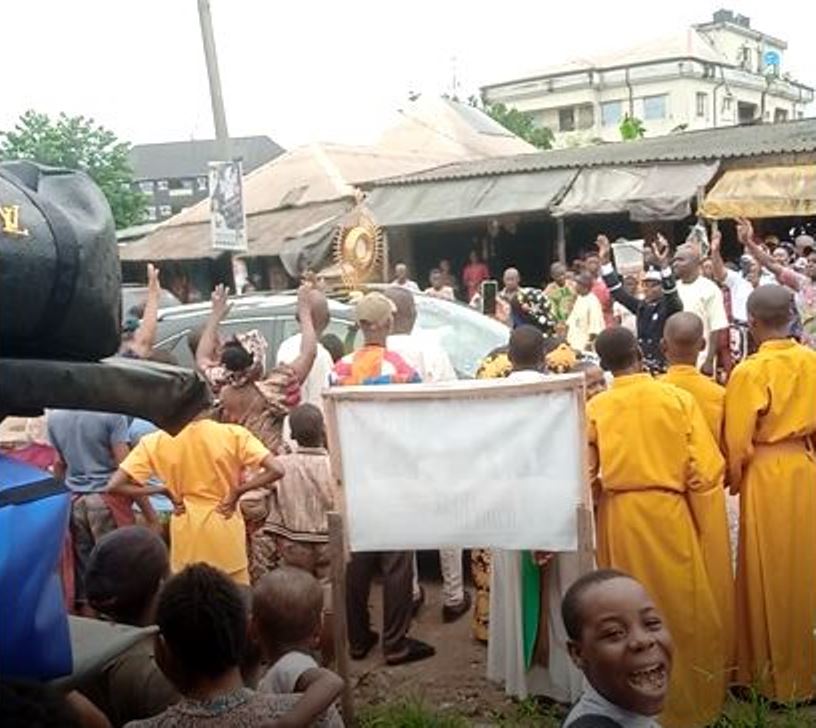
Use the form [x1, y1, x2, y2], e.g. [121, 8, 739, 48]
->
[487, 549, 584, 703]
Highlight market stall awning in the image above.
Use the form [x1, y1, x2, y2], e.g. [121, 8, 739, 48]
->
[366, 170, 577, 227]
[699, 165, 816, 219]
[551, 162, 719, 221]
[118, 200, 350, 262]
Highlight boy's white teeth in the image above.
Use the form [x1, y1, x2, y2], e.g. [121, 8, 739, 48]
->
[628, 665, 666, 689]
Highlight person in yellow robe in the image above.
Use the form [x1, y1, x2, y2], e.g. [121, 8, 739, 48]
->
[106, 413, 281, 585]
[588, 327, 729, 728]
[660, 311, 735, 669]
[724, 284, 816, 703]
[661, 312, 726, 443]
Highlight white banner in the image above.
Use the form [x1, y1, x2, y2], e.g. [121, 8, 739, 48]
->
[326, 378, 586, 552]
[209, 160, 247, 252]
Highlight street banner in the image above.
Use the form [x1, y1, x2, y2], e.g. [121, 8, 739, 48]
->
[208, 160, 247, 252]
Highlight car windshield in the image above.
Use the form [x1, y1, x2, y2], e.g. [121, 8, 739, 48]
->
[413, 296, 508, 378]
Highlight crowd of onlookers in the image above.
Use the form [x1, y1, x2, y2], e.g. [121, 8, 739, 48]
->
[1, 220, 814, 728]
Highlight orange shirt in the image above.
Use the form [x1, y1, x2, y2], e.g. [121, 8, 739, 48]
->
[121, 419, 270, 579]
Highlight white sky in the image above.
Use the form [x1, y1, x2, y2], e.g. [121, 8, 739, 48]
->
[3, 1, 814, 150]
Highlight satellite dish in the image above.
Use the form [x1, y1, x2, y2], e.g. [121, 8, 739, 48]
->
[763, 50, 780, 68]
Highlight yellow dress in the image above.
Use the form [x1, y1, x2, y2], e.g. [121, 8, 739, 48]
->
[661, 365, 735, 666]
[121, 419, 271, 584]
[588, 373, 729, 728]
[724, 339, 816, 702]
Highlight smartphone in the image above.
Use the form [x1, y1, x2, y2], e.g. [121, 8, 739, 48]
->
[481, 280, 498, 316]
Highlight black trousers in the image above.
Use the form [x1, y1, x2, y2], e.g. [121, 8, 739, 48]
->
[346, 550, 413, 655]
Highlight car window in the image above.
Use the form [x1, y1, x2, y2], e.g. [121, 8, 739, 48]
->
[280, 317, 359, 358]
[414, 298, 508, 378]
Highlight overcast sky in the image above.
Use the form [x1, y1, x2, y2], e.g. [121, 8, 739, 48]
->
[3, 1, 813, 150]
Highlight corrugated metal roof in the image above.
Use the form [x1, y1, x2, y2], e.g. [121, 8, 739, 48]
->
[118, 200, 349, 262]
[368, 119, 816, 187]
[129, 136, 284, 181]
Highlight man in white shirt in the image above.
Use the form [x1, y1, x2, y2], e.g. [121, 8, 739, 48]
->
[276, 289, 333, 412]
[673, 243, 729, 375]
[391, 263, 420, 293]
[566, 272, 605, 352]
[384, 287, 471, 623]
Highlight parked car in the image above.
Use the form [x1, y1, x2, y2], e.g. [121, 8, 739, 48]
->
[153, 291, 509, 379]
[121, 284, 181, 317]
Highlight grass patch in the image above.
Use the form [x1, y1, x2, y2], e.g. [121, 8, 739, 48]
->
[357, 697, 471, 728]
[715, 693, 816, 727]
[356, 694, 816, 727]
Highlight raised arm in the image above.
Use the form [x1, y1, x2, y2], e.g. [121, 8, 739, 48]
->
[287, 282, 318, 386]
[598, 234, 641, 314]
[709, 229, 728, 284]
[736, 218, 784, 278]
[653, 235, 683, 316]
[129, 264, 161, 358]
[196, 284, 231, 372]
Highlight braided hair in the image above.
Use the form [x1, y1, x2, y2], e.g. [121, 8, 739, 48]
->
[156, 563, 247, 681]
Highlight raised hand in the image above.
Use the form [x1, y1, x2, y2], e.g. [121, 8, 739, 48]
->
[735, 218, 754, 247]
[709, 228, 722, 255]
[210, 283, 231, 320]
[146, 263, 160, 293]
[596, 234, 611, 264]
[651, 234, 671, 267]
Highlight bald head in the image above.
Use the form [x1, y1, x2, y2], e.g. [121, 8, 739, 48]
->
[747, 285, 792, 334]
[384, 286, 416, 335]
[595, 326, 641, 374]
[672, 243, 701, 282]
[662, 312, 705, 366]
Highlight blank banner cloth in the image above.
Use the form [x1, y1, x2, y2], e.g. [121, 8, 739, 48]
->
[326, 377, 586, 552]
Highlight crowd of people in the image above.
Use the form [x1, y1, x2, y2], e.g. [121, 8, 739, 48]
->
[1, 216, 815, 728]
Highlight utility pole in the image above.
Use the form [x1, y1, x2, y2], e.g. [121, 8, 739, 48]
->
[197, 0, 231, 161]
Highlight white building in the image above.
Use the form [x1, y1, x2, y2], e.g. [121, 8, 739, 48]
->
[481, 9, 814, 145]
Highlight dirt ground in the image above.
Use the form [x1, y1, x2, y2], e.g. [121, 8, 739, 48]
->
[346, 570, 556, 724]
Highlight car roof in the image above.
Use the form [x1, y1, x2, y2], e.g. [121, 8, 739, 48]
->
[156, 293, 352, 321]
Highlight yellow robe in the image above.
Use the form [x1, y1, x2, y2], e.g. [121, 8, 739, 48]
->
[588, 373, 729, 728]
[724, 339, 816, 702]
[661, 365, 735, 667]
[661, 364, 725, 444]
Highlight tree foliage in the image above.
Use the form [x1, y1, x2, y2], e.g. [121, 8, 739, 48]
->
[468, 96, 554, 150]
[619, 114, 646, 141]
[0, 110, 146, 228]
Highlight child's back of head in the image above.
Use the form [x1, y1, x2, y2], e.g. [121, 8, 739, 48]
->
[155, 563, 247, 692]
[289, 404, 325, 449]
[252, 567, 324, 656]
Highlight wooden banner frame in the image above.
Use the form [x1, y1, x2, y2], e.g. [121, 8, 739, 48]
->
[322, 375, 596, 721]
